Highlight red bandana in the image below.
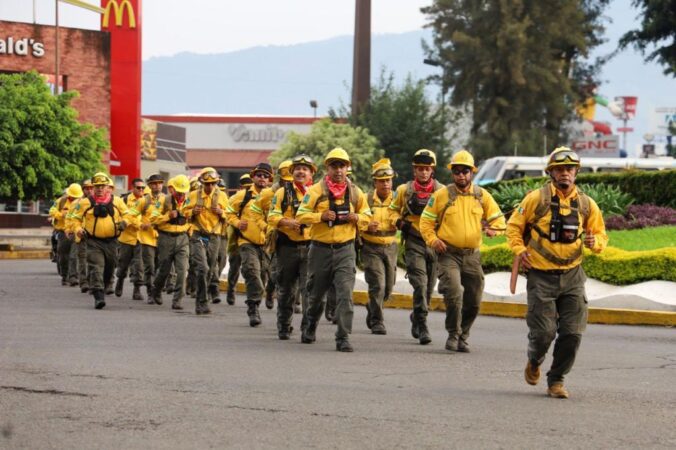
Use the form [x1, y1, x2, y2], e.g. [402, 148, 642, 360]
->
[172, 192, 185, 205]
[294, 180, 312, 194]
[413, 179, 434, 199]
[93, 192, 112, 204]
[325, 176, 347, 198]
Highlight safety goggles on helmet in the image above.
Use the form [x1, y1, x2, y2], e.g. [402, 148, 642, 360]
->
[550, 150, 580, 164]
[372, 168, 395, 179]
[92, 174, 111, 186]
[291, 155, 317, 172]
[200, 170, 220, 183]
[412, 150, 436, 166]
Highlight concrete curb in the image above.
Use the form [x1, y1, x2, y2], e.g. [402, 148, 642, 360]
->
[0, 250, 51, 260]
[219, 280, 676, 327]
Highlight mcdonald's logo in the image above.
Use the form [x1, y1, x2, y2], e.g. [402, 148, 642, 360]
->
[102, 0, 136, 29]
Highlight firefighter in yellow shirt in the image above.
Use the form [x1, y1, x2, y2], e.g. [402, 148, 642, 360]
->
[138, 174, 163, 301]
[296, 148, 372, 352]
[114, 177, 147, 301]
[266, 155, 316, 339]
[359, 158, 398, 335]
[50, 183, 83, 285]
[420, 150, 505, 353]
[149, 175, 192, 310]
[70, 173, 134, 309]
[184, 168, 229, 315]
[506, 147, 607, 399]
[65, 179, 93, 292]
[225, 163, 274, 326]
[224, 174, 253, 305]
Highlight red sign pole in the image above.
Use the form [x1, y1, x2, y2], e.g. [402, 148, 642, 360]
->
[101, 0, 141, 189]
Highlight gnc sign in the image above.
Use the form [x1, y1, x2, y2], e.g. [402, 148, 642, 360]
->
[102, 0, 136, 28]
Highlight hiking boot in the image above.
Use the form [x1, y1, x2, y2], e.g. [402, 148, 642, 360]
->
[105, 282, 114, 296]
[325, 307, 335, 323]
[457, 338, 470, 353]
[69, 280, 79, 287]
[524, 361, 541, 386]
[410, 313, 419, 339]
[93, 290, 106, 310]
[301, 321, 317, 344]
[445, 335, 459, 352]
[265, 290, 275, 310]
[145, 284, 153, 301]
[114, 278, 124, 297]
[247, 303, 261, 327]
[293, 303, 301, 314]
[547, 383, 569, 399]
[61, 279, 68, 286]
[418, 323, 432, 345]
[365, 308, 373, 330]
[210, 286, 221, 304]
[132, 285, 144, 301]
[226, 291, 236, 305]
[195, 304, 211, 315]
[80, 285, 89, 293]
[371, 322, 387, 335]
[172, 300, 183, 310]
[336, 340, 354, 352]
[278, 325, 292, 340]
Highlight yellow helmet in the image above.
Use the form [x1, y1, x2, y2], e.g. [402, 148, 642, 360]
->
[189, 176, 200, 191]
[290, 154, 318, 173]
[82, 179, 93, 188]
[412, 149, 437, 167]
[239, 173, 253, 187]
[371, 158, 395, 180]
[91, 172, 113, 186]
[172, 174, 191, 193]
[143, 186, 151, 195]
[199, 167, 220, 183]
[278, 160, 294, 181]
[446, 149, 478, 173]
[324, 147, 351, 166]
[66, 183, 84, 198]
[546, 146, 581, 172]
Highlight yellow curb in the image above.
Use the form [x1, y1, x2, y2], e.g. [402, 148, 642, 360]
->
[0, 250, 51, 260]
[221, 279, 675, 327]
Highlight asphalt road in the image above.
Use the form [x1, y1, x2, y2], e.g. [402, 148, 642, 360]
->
[1, 260, 674, 449]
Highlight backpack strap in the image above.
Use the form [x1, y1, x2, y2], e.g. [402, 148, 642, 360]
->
[57, 195, 67, 211]
[434, 184, 483, 231]
[238, 188, 254, 219]
[317, 179, 359, 212]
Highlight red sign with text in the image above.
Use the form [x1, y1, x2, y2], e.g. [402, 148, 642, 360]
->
[101, 0, 141, 188]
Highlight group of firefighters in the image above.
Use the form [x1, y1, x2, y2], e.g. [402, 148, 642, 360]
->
[49, 146, 607, 399]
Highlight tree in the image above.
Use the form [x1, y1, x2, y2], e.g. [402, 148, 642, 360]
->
[0, 71, 107, 201]
[270, 118, 384, 189]
[619, 0, 676, 77]
[421, 0, 611, 159]
[336, 70, 457, 183]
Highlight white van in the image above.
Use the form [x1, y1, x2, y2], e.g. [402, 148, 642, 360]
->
[474, 156, 675, 185]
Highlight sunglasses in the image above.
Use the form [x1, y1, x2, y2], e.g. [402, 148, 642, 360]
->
[551, 151, 580, 163]
[452, 168, 471, 175]
[253, 172, 270, 178]
[134, 185, 145, 190]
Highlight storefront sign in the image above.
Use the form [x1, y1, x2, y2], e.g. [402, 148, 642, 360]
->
[571, 134, 620, 156]
[229, 124, 286, 143]
[0, 37, 45, 57]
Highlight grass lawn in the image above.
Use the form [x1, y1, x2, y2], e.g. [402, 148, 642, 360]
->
[482, 225, 675, 251]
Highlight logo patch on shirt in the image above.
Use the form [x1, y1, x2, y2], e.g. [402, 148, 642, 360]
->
[517, 207, 524, 215]
[302, 194, 310, 204]
[427, 197, 435, 207]
[271, 196, 277, 206]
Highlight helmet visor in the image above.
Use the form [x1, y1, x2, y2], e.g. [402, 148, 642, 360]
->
[92, 174, 110, 185]
[551, 151, 580, 164]
[372, 168, 395, 178]
[200, 171, 220, 183]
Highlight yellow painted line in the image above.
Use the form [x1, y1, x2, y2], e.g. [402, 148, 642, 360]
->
[221, 281, 675, 327]
[0, 251, 51, 260]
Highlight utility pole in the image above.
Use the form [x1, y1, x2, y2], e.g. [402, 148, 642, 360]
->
[351, 0, 371, 118]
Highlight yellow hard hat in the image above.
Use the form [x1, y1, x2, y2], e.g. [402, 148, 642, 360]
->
[278, 160, 294, 182]
[412, 149, 437, 167]
[290, 154, 318, 173]
[143, 186, 151, 195]
[446, 149, 478, 173]
[82, 179, 93, 188]
[199, 167, 220, 183]
[91, 172, 113, 186]
[324, 147, 351, 166]
[66, 183, 84, 198]
[546, 146, 581, 172]
[189, 176, 200, 191]
[371, 158, 395, 179]
[172, 174, 191, 193]
[239, 173, 253, 187]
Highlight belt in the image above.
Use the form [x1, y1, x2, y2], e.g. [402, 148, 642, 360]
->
[311, 240, 354, 249]
[363, 230, 397, 237]
[363, 240, 395, 248]
[277, 233, 310, 247]
[193, 230, 219, 239]
[529, 267, 576, 276]
[443, 242, 479, 256]
[159, 230, 187, 237]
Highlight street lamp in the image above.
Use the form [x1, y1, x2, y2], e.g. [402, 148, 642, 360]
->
[309, 100, 318, 118]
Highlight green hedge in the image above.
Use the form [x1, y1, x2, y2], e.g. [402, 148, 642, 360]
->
[478, 244, 676, 285]
[483, 169, 676, 208]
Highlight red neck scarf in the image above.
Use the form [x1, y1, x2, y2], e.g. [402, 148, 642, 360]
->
[325, 176, 347, 198]
[172, 192, 185, 205]
[93, 192, 112, 204]
[294, 180, 312, 194]
[413, 179, 435, 199]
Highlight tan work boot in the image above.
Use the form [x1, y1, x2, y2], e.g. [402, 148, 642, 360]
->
[547, 383, 569, 399]
[524, 361, 540, 386]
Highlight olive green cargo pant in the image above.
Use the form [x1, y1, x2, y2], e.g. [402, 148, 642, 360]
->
[189, 233, 220, 311]
[526, 265, 588, 387]
[226, 250, 241, 295]
[116, 242, 144, 286]
[77, 240, 88, 288]
[404, 234, 438, 326]
[305, 242, 356, 342]
[437, 248, 484, 342]
[67, 239, 79, 283]
[361, 241, 398, 328]
[86, 237, 117, 292]
[275, 240, 309, 331]
[239, 243, 270, 306]
[153, 232, 189, 305]
[56, 231, 73, 282]
[141, 243, 156, 291]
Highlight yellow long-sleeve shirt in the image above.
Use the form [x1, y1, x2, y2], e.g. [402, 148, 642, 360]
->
[506, 183, 608, 271]
[388, 180, 444, 236]
[184, 188, 229, 235]
[359, 191, 397, 245]
[225, 186, 268, 246]
[70, 196, 134, 239]
[65, 198, 84, 242]
[420, 183, 505, 249]
[267, 183, 312, 242]
[118, 193, 145, 246]
[49, 196, 74, 231]
[137, 193, 163, 246]
[149, 194, 191, 234]
[296, 180, 371, 244]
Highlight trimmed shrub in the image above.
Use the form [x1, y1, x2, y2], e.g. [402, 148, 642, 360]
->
[577, 183, 634, 218]
[478, 243, 676, 285]
[605, 204, 676, 230]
